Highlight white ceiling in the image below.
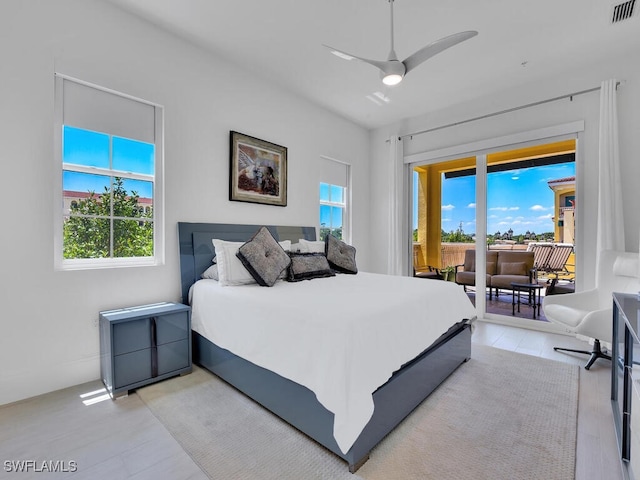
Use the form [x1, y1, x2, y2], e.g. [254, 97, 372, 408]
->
[104, 0, 640, 130]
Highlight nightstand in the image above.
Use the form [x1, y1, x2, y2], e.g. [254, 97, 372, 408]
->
[99, 302, 192, 398]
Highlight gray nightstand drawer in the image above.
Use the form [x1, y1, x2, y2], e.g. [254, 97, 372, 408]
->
[113, 318, 152, 355]
[114, 349, 152, 389]
[157, 312, 189, 345]
[158, 339, 190, 375]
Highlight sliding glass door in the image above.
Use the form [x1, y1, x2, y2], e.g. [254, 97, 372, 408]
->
[484, 142, 576, 322]
[411, 139, 577, 326]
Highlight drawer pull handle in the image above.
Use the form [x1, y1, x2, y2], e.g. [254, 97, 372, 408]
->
[151, 317, 158, 377]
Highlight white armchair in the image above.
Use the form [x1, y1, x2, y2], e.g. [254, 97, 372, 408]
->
[542, 250, 640, 370]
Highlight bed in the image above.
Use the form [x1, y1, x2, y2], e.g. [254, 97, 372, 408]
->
[178, 222, 475, 472]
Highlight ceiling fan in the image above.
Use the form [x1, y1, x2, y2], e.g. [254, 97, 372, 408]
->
[324, 0, 478, 86]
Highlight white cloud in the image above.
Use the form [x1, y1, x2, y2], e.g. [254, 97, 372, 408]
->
[441, 204, 455, 211]
[530, 205, 547, 211]
[489, 206, 520, 211]
[467, 203, 476, 208]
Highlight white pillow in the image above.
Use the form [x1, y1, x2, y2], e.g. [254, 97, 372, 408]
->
[298, 238, 325, 254]
[212, 238, 293, 286]
[279, 240, 292, 252]
[212, 240, 256, 286]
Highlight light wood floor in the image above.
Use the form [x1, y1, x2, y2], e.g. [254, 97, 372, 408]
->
[0, 321, 624, 479]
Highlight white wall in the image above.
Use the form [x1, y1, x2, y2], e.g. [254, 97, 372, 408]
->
[0, 0, 370, 405]
[368, 51, 640, 289]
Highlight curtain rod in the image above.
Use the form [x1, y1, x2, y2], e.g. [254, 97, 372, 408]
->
[396, 82, 618, 141]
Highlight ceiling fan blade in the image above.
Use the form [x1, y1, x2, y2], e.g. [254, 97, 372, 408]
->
[403, 31, 478, 74]
[323, 44, 391, 71]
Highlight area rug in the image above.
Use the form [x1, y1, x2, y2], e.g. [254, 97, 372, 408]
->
[137, 344, 579, 480]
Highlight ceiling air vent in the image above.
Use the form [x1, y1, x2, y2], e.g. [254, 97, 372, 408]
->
[611, 0, 636, 23]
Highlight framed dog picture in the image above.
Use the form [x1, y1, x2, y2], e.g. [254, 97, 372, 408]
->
[229, 131, 287, 206]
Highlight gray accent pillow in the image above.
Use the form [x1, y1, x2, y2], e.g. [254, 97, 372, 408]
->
[325, 235, 358, 274]
[287, 253, 335, 282]
[236, 227, 291, 287]
[201, 264, 219, 280]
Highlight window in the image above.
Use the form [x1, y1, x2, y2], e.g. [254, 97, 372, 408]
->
[319, 183, 346, 240]
[54, 75, 163, 269]
[318, 156, 350, 242]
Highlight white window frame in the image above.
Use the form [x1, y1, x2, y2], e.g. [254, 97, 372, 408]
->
[53, 74, 164, 270]
[319, 156, 351, 243]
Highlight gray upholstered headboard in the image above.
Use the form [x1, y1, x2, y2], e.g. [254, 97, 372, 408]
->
[177, 222, 317, 304]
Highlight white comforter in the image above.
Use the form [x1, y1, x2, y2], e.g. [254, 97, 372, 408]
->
[190, 272, 475, 454]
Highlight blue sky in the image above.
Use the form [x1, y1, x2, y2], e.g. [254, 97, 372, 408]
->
[63, 126, 154, 198]
[414, 162, 575, 236]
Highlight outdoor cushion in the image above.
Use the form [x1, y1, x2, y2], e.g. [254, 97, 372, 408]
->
[499, 262, 527, 276]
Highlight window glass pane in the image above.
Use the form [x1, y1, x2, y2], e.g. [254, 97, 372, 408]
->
[320, 204, 331, 229]
[113, 136, 155, 175]
[63, 216, 110, 259]
[107, 178, 150, 219]
[63, 172, 111, 215]
[113, 219, 154, 258]
[320, 183, 330, 202]
[332, 206, 343, 228]
[330, 185, 344, 204]
[121, 179, 153, 218]
[63, 126, 109, 168]
[121, 178, 153, 199]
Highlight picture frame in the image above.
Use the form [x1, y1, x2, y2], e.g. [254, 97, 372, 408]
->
[229, 131, 287, 207]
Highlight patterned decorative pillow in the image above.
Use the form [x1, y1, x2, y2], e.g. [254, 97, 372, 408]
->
[325, 235, 358, 274]
[287, 253, 335, 282]
[236, 227, 291, 287]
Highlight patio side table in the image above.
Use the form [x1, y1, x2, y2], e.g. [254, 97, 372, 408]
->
[510, 282, 544, 319]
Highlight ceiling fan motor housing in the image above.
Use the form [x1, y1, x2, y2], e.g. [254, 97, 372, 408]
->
[380, 60, 406, 85]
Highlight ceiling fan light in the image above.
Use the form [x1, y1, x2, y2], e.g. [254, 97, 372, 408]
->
[382, 73, 403, 86]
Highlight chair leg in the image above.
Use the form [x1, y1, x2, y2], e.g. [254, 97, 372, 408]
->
[553, 339, 612, 370]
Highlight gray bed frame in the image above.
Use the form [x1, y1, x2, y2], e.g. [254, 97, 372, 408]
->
[178, 222, 472, 472]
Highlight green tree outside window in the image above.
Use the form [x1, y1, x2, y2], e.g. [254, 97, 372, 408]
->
[63, 177, 153, 259]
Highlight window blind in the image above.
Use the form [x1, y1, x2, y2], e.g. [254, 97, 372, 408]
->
[319, 157, 348, 188]
[61, 77, 156, 144]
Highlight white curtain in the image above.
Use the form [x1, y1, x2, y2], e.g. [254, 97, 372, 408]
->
[596, 79, 624, 259]
[387, 136, 404, 275]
